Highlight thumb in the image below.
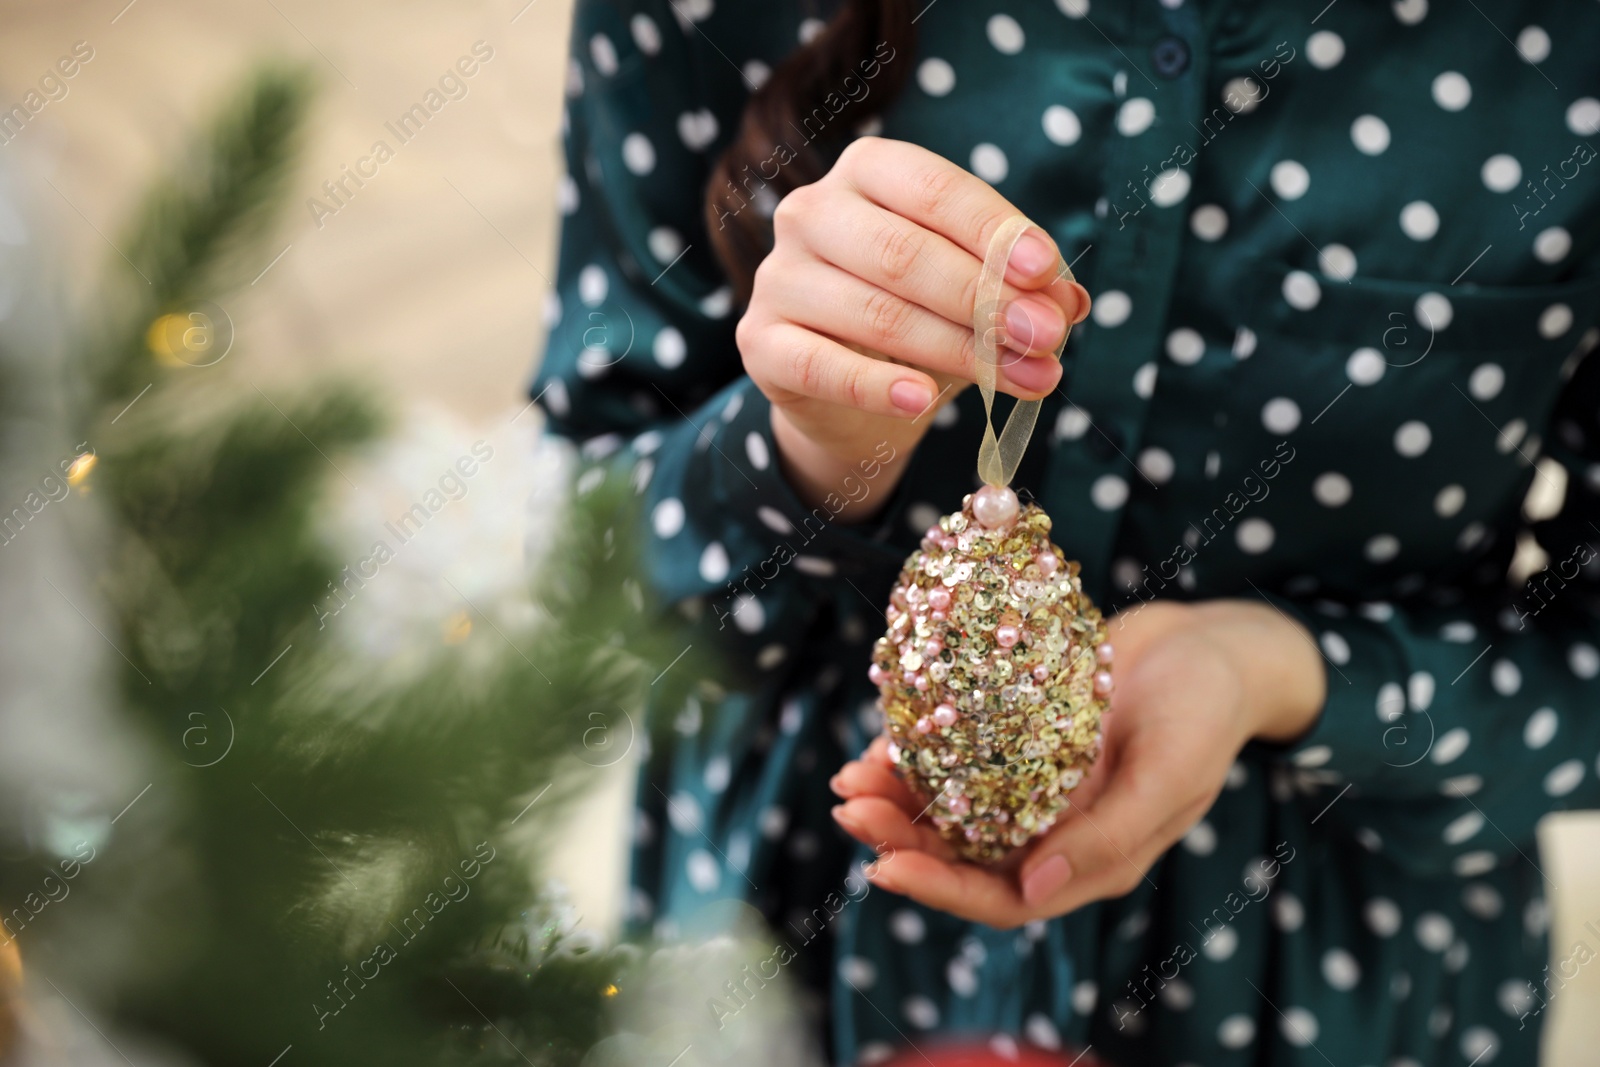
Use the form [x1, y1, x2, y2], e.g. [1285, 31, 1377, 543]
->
[1015, 749, 1176, 910]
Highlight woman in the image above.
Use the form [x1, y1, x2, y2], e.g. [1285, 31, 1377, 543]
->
[533, 1, 1600, 1063]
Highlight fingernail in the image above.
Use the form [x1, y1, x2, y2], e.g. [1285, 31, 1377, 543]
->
[1022, 854, 1072, 905]
[828, 773, 847, 798]
[1009, 231, 1056, 277]
[1002, 352, 1062, 394]
[1004, 296, 1065, 354]
[831, 805, 863, 834]
[890, 379, 933, 415]
[1068, 281, 1092, 324]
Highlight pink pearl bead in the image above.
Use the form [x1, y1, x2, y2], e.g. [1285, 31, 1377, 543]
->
[931, 609, 948, 622]
[1094, 671, 1114, 696]
[1097, 643, 1115, 665]
[924, 640, 942, 658]
[933, 703, 957, 727]
[1032, 664, 1049, 682]
[868, 663, 888, 686]
[913, 673, 929, 692]
[916, 716, 934, 734]
[995, 625, 1020, 649]
[1036, 552, 1058, 577]
[971, 484, 1020, 529]
[927, 587, 952, 612]
[947, 794, 971, 816]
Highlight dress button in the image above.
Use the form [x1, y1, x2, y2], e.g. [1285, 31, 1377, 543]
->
[1151, 36, 1190, 79]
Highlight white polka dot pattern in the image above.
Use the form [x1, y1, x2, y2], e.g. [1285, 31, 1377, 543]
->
[539, 13, 1600, 1065]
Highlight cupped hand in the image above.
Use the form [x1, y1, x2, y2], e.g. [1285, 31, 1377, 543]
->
[828, 600, 1326, 928]
[736, 137, 1091, 517]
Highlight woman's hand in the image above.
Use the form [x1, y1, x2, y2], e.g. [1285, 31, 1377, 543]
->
[828, 599, 1327, 928]
[735, 137, 1091, 519]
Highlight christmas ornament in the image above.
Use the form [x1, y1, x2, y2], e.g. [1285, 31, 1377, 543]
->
[874, 1040, 1106, 1067]
[871, 215, 1111, 864]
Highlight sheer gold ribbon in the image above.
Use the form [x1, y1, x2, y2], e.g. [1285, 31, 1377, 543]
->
[972, 214, 1077, 488]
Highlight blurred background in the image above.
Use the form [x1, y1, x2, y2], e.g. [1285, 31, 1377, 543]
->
[3, 0, 638, 915]
[2, 1, 1598, 1064]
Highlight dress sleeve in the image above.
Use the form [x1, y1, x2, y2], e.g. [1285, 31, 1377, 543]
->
[534, 0, 912, 677]
[1262, 326, 1600, 879]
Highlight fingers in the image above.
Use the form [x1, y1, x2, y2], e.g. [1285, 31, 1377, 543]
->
[835, 138, 1046, 280]
[747, 137, 1096, 423]
[862, 733, 896, 769]
[763, 261, 1063, 398]
[832, 795, 958, 860]
[832, 738, 962, 860]
[830, 752, 920, 816]
[794, 190, 1079, 354]
[741, 317, 942, 418]
[835, 786, 1161, 928]
[1016, 749, 1196, 913]
[832, 139, 1092, 320]
[832, 732, 1194, 930]
[1041, 270, 1092, 341]
[867, 847, 1034, 928]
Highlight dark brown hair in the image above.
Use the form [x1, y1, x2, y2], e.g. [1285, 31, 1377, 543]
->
[703, 0, 916, 308]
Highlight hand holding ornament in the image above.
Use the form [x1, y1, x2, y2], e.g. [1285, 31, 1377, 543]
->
[867, 484, 1113, 864]
[832, 599, 1328, 928]
[735, 137, 1090, 519]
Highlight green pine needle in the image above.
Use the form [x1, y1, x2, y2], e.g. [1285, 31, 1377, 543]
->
[94, 63, 314, 397]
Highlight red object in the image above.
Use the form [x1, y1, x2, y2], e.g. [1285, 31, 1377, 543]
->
[874, 1040, 1108, 1067]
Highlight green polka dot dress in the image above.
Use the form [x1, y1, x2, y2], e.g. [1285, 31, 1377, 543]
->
[534, 1, 1600, 1063]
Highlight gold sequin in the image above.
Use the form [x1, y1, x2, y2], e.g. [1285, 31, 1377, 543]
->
[873, 497, 1111, 863]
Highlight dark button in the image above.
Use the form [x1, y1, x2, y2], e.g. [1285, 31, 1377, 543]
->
[1151, 36, 1190, 79]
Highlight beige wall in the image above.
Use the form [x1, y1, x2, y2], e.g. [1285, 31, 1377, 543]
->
[4, 0, 571, 420]
[4, 1, 1596, 1061]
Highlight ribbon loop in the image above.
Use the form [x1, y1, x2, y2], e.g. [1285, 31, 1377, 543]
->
[971, 214, 1076, 488]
